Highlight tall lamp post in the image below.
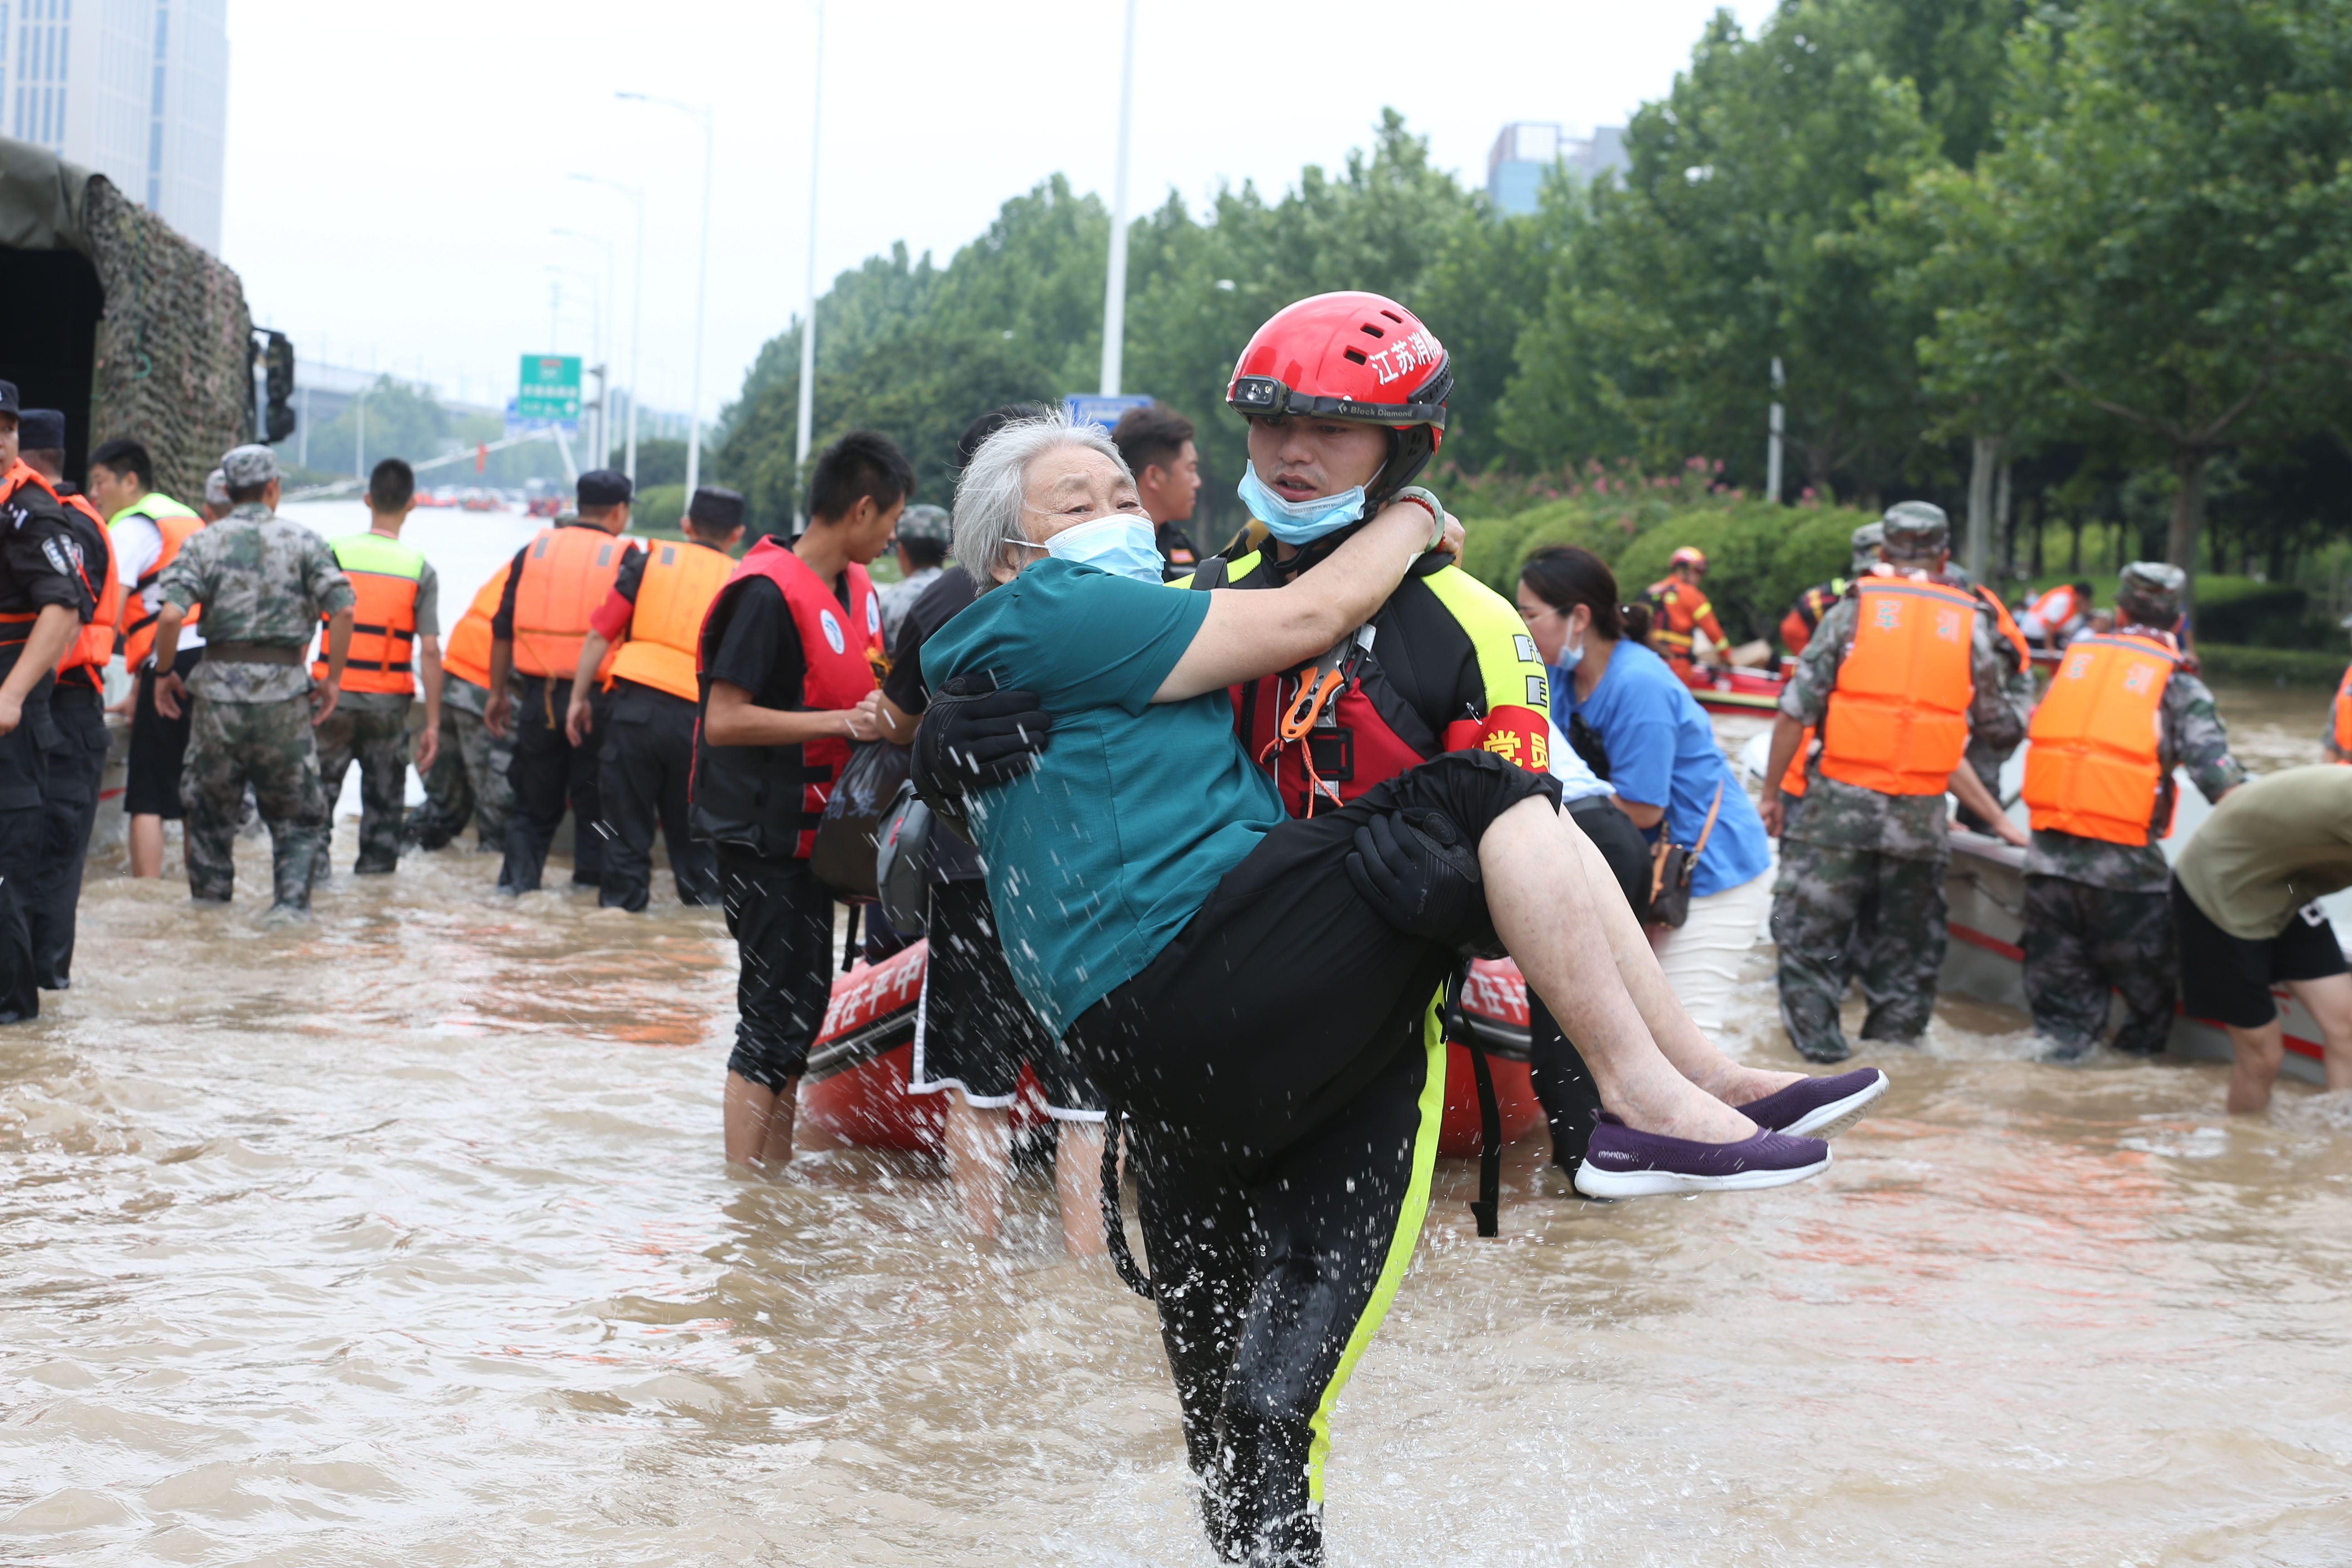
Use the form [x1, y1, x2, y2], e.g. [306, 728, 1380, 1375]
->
[619, 92, 715, 500]
[794, 0, 827, 531]
[571, 173, 647, 485]
[1098, 0, 1137, 396]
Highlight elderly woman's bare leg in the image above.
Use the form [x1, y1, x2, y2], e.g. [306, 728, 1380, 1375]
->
[1556, 811, 1805, 1107]
[1482, 798, 1760, 1144]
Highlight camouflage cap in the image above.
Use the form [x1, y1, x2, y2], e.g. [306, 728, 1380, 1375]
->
[894, 503, 951, 544]
[220, 443, 279, 487]
[1880, 500, 1949, 559]
[2117, 561, 2186, 625]
[1848, 521, 1884, 576]
[204, 468, 231, 507]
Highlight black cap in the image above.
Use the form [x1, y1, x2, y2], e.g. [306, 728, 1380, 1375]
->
[577, 468, 632, 508]
[0, 382, 18, 418]
[687, 485, 745, 530]
[18, 409, 65, 451]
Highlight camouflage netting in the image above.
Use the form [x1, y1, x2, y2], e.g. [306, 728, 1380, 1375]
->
[80, 176, 253, 504]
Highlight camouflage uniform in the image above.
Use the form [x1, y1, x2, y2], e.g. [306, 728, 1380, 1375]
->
[1772, 567, 2029, 1061]
[2022, 601, 2246, 1058]
[314, 705, 412, 874]
[405, 673, 513, 851]
[157, 463, 353, 911]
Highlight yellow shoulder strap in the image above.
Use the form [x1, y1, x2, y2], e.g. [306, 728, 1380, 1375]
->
[1418, 563, 1550, 717]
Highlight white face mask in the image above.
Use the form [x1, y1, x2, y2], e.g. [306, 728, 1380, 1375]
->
[1032, 512, 1164, 584]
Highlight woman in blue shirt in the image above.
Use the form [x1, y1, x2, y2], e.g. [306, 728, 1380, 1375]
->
[1517, 546, 1775, 1033]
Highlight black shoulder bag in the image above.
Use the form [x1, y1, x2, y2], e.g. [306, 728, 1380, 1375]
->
[1643, 779, 1724, 930]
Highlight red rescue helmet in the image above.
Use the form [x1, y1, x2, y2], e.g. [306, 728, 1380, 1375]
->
[1225, 291, 1452, 501]
[1671, 546, 1708, 573]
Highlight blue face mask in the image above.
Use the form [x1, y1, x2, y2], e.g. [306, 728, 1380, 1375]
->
[1551, 634, 1585, 674]
[1039, 513, 1164, 584]
[1236, 462, 1368, 544]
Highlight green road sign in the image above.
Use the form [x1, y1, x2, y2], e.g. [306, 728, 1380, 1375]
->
[517, 354, 583, 421]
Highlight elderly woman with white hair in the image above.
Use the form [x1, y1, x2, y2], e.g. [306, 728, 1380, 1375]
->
[920, 412, 1830, 1565]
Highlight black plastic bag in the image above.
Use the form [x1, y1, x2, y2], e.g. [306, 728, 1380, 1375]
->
[810, 740, 912, 900]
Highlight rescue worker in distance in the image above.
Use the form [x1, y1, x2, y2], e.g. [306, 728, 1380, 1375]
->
[1780, 522, 1881, 659]
[312, 458, 441, 878]
[485, 470, 642, 894]
[0, 385, 102, 1018]
[150, 444, 353, 916]
[692, 431, 899, 1166]
[563, 485, 745, 911]
[406, 559, 514, 853]
[1644, 545, 1727, 683]
[1758, 504, 2031, 1063]
[2019, 563, 2244, 1060]
[2020, 578, 2095, 650]
[92, 435, 207, 880]
[11, 410, 118, 990]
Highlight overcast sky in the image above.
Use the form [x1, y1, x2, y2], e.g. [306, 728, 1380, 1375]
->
[224, 0, 1771, 422]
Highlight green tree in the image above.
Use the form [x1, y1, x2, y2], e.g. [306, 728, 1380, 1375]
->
[1497, 4, 1953, 505]
[306, 375, 452, 478]
[1919, 0, 2352, 586]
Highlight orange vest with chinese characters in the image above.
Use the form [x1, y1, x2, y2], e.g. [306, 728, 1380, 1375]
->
[510, 526, 630, 679]
[1818, 578, 1977, 797]
[2021, 629, 2177, 846]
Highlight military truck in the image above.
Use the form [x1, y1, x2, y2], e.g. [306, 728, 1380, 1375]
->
[0, 134, 290, 499]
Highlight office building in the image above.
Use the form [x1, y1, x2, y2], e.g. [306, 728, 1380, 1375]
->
[1487, 122, 1629, 216]
[2, 0, 227, 252]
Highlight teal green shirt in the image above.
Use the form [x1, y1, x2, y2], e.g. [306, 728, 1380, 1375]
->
[924, 558, 1284, 1034]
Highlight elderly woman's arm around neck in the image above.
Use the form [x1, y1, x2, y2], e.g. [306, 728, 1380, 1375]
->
[1151, 498, 1434, 703]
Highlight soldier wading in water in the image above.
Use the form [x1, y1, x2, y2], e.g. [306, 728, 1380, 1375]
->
[152, 445, 354, 916]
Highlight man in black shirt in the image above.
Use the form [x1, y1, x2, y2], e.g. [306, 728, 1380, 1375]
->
[693, 432, 906, 1166]
[1111, 401, 1205, 581]
[0, 383, 99, 1021]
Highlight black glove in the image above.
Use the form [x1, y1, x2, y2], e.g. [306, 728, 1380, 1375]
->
[1345, 808, 1501, 957]
[911, 674, 1052, 837]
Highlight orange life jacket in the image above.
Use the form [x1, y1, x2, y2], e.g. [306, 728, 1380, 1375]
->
[1780, 724, 1820, 799]
[608, 539, 735, 702]
[1817, 577, 1978, 797]
[2335, 661, 2352, 761]
[311, 532, 427, 695]
[0, 462, 95, 666]
[510, 525, 632, 679]
[689, 538, 883, 859]
[443, 563, 509, 689]
[2026, 584, 2084, 638]
[1644, 576, 1718, 666]
[118, 510, 206, 670]
[2021, 628, 2178, 845]
[1974, 585, 2030, 670]
[56, 492, 117, 679]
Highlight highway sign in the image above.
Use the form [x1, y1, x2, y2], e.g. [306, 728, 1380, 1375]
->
[503, 397, 577, 437]
[518, 354, 583, 421]
[1063, 393, 1153, 432]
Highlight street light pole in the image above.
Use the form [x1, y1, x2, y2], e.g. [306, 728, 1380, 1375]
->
[553, 228, 615, 463]
[618, 92, 715, 500]
[794, 0, 826, 531]
[1099, 0, 1137, 397]
[572, 174, 649, 485]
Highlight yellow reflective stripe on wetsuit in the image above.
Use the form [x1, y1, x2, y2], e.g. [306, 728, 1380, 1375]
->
[1305, 1010, 1448, 1501]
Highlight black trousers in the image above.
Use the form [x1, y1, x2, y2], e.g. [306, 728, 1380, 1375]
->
[1064, 750, 1558, 1564]
[717, 847, 838, 1089]
[1527, 795, 1653, 1177]
[0, 675, 53, 1023]
[499, 674, 609, 893]
[595, 684, 717, 911]
[30, 684, 109, 990]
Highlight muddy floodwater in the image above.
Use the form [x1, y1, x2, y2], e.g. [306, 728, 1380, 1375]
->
[5, 652, 2351, 1563]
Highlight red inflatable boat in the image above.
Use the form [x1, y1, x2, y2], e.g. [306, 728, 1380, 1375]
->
[798, 945, 1546, 1159]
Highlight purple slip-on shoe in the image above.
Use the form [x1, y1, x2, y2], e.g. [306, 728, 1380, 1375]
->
[1573, 1115, 1830, 1200]
[1735, 1068, 1890, 1140]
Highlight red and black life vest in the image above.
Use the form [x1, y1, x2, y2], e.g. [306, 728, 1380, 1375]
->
[689, 537, 883, 860]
